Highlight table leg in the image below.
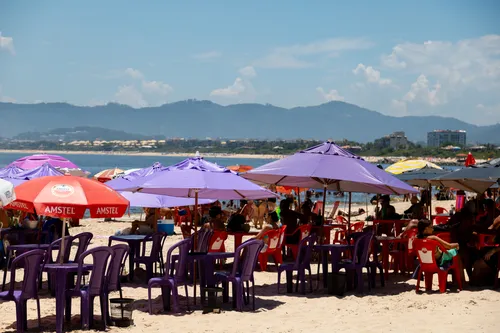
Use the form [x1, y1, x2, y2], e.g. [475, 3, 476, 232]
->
[322, 250, 328, 288]
[286, 270, 293, 293]
[128, 244, 136, 281]
[55, 270, 67, 333]
[2, 249, 11, 291]
[234, 235, 243, 249]
[382, 243, 390, 280]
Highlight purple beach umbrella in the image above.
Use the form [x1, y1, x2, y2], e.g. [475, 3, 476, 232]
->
[0, 165, 25, 178]
[14, 163, 64, 180]
[8, 154, 79, 170]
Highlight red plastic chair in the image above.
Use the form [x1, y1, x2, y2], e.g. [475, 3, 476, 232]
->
[285, 225, 312, 259]
[209, 231, 228, 253]
[258, 229, 282, 271]
[433, 216, 449, 225]
[336, 215, 347, 224]
[413, 238, 463, 293]
[350, 221, 365, 232]
[312, 201, 324, 215]
[273, 225, 287, 263]
[435, 207, 448, 214]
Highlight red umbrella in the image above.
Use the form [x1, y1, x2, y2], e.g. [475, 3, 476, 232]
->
[5, 176, 129, 261]
[227, 165, 254, 173]
[465, 152, 476, 167]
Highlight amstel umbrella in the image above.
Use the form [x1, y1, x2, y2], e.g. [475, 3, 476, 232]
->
[5, 176, 129, 261]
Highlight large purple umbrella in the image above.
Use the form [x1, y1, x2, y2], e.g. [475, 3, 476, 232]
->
[119, 156, 279, 200]
[14, 163, 64, 180]
[108, 162, 214, 208]
[8, 154, 79, 170]
[242, 142, 417, 195]
[0, 165, 25, 178]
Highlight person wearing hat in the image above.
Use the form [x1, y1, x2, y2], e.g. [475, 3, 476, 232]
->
[404, 196, 425, 219]
[204, 205, 226, 231]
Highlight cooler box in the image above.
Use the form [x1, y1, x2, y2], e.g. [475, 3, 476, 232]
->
[158, 219, 175, 235]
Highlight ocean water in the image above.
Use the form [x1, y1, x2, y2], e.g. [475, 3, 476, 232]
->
[0, 152, 459, 205]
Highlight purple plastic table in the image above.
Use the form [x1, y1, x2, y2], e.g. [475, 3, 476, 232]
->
[2, 243, 51, 291]
[108, 235, 149, 281]
[314, 244, 352, 288]
[44, 263, 92, 333]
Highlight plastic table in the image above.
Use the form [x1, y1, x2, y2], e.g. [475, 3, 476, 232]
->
[108, 235, 149, 281]
[314, 244, 352, 288]
[44, 263, 92, 333]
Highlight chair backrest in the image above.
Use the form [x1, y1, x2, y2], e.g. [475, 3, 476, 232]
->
[413, 238, 445, 272]
[336, 215, 347, 224]
[47, 236, 73, 263]
[260, 228, 281, 254]
[435, 207, 448, 214]
[232, 239, 264, 281]
[166, 238, 192, 281]
[197, 228, 213, 252]
[312, 201, 324, 215]
[434, 216, 449, 225]
[298, 225, 312, 241]
[277, 225, 287, 248]
[294, 234, 316, 268]
[209, 231, 228, 252]
[106, 244, 129, 292]
[401, 228, 419, 253]
[351, 222, 365, 232]
[352, 232, 374, 266]
[143, 232, 167, 259]
[75, 246, 113, 296]
[71, 232, 93, 262]
[8, 249, 46, 299]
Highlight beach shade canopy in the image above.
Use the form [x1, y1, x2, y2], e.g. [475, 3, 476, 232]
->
[14, 162, 64, 180]
[0, 165, 25, 178]
[385, 159, 442, 175]
[8, 154, 79, 170]
[0, 178, 16, 207]
[275, 186, 308, 195]
[395, 167, 449, 187]
[94, 168, 125, 182]
[465, 152, 476, 167]
[119, 155, 279, 200]
[242, 142, 418, 195]
[5, 175, 129, 219]
[227, 165, 254, 173]
[106, 162, 165, 190]
[430, 159, 500, 193]
[118, 191, 214, 208]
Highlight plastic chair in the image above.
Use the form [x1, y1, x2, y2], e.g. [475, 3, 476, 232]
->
[312, 201, 324, 215]
[0, 249, 45, 333]
[277, 234, 315, 294]
[285, 225, 312, 259]
[65, 246, 114, 330]
[69, 232, 93, 262]
[433, 216, 449, 225]
[134, 232, 168, 282]
[148, 238, 192, 313]
[413, 238, 463, 293]
[435, 207, 448, 214]
[350, 221, 365, 232]
[209, 231, 228, 253]
[257, 229, 281, 271]
[274, 225, 287, 264]
[103, 244, 129, 322]
[215, 239, 264, 311]
[40, 236, 74, 292]
[333, 232, 374, 293]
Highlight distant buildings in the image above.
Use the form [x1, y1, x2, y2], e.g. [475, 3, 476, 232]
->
[427, 130, 466, 148]
[376, 131, 409, 149]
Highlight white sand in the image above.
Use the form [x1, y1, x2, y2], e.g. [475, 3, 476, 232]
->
[1, 199, 499, 332]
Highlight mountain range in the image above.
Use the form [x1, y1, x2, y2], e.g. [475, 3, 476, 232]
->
[1, 100, 498, 143]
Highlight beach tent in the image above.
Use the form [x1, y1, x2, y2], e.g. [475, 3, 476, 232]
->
[385, 159, 442, 175]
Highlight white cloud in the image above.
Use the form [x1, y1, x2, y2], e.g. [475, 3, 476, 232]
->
[114, 85, 147, 108]
[192, 51, 222, 61]
[403, 74, 443, 106]
[210, 78, 246, 97]
[0, 32, 15, 55]
[124, 68, 144, 80]
[353, 63, 392, 86]
[238, 66, 257, 78]
[316, 87, 345, 102]
[255, 37, 373, 69]
[142, 80, 173, 96]
[381, 35, 500, 91]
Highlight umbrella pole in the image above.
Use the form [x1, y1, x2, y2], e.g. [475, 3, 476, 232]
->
[60, 218, 67, 264]
[322, 186, 327, 220]
[347, 192, 352, 234]
[428, 184, 432, 221]
[297, 188, 301, 211]
[193, 190, 199, 302]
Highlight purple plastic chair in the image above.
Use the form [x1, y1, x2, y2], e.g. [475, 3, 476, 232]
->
[65, 246, 114, 330]
[347, 232, 384, 289]
[0, 249, 46, 333]
[215, 239, 264, 311]
[277, 234, 316, 294]
[69, 232, 94, 262]
[148, 238, 192, 314]
[42, 236, 74, 291]
[104, 244, 129, 322]
[134, 232, 167, 282]
[333, 232, 374, 293]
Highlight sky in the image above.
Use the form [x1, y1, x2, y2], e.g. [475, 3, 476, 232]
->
[0, 0, 499, 125]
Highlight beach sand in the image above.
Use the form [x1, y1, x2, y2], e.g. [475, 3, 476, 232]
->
[1, 199, 499, 333]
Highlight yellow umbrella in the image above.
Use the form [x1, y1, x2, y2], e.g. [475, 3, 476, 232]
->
[385, 159, 442, 175]
[93, 168, 124, 182]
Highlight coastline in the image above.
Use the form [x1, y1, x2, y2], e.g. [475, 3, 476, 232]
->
[0, 149, 482, 164]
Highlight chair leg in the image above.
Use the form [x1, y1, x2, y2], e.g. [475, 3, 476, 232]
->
[36, 297, 42, 329]
[277, 270, 282, 293]
[80, 294, 90, 330]
[2, 254, 10, 292]
[252, 280, 256, 311]
[184, 284, 190, 311]
[307, 267, 312, 293]
[424, 272, 433, 292]
[15, 300, 24, 333]
[356, 268, 364, 294]
[438, 272, 447, 293]
[23, 300, 28, 330]
[245, 281, 250, 305]
[416, 269, 422, 293]
[100, 296, 108, 329]
[148, 285, 153, 315]
[65, 295, 72, 322]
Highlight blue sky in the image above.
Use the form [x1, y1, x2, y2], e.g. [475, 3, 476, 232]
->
[1, 0, 499, 125]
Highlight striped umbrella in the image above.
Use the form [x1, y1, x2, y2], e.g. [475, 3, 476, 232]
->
[94, 168, 125, 182]
[385, 159, 442, 175]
